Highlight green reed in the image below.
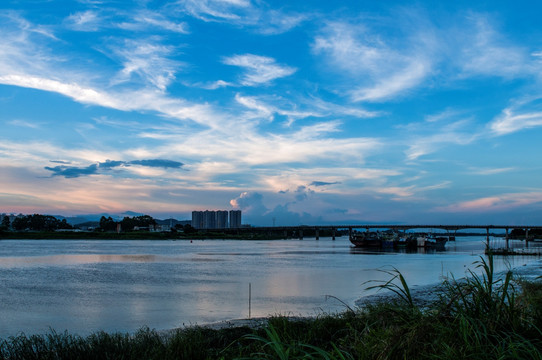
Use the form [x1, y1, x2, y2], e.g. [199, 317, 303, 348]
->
[1, 254, 542, 359]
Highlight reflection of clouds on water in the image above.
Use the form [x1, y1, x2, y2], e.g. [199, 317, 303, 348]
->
[0, 254, 231, 267]
[0, 237, 538, 336]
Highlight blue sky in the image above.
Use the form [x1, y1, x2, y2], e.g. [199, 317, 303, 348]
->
[1, 0, 542, 225]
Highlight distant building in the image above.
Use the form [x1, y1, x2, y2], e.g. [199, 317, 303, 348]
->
[191, 211, 204, 229]
[216, 210, 229, 229]
[191, 210, 241, 229]
[203, 210, 216, 229]
[229, 210, 242, 229]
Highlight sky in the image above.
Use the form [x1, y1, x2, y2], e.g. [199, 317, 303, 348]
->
[1, 0, 542, 226]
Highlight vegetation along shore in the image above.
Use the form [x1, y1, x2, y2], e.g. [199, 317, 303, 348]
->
[1, 255, 542, 359]
[0, 213, 345, 240]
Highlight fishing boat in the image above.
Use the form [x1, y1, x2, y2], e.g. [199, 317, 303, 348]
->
[396, 234, 417, 249]
[421, 234, 447, 250]
[349, 231, 381, 248]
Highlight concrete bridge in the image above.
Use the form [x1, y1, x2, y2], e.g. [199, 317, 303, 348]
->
[235, 224, 542, 249]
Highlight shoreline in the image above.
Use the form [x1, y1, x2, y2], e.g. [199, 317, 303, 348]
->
[355, 257, 542, 308]
[165, 257, 542, 335]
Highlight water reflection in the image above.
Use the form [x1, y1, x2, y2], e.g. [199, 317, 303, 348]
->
[0, 237, 538, 337]
[0, 254, 229, 267]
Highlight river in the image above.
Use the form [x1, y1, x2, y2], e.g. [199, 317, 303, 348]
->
[0, 236, 539, 337]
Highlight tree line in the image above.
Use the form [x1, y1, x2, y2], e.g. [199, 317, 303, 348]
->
[1, 214, 72, 232]
[99, 215, 157, 232]
[1, 214, 165, 233]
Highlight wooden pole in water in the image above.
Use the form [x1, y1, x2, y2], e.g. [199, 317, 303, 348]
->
[506, 227, 509, 250]
[526, 228, 530, 249]
[249, 283, 251, 319]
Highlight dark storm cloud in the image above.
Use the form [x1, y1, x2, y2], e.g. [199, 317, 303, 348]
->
[45, 159, 184, 178]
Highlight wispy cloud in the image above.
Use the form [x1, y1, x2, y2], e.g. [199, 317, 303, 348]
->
[118, 11, 189, 33]
[108, 38, 182, 90]
[175, 0, 306, 34]
[437, 192, 542, 212]
[235, 94, 319, 124]
[177, 0, 252, 22]
[0, 74, 225, 129]
[458, 14, 534, 79]
[65, 10, 103, 31]
[234, 93, 379, 126]
[7, 119, 41, 129]
[490, 98, 542, 135]
[0, 75, 121, 108]
[196, 80, 234, 90]
[1, 11, 57, 39]
[312, 18, 435, 102]
[424, 108, 463, 123]
[404, 118, 478, 160]
[468, 167, 515, 175]
[223, 54, 296, 86]
[256, 10, 307, 35]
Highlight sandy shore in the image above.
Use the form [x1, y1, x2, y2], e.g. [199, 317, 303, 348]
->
[161, 259, 542, 336]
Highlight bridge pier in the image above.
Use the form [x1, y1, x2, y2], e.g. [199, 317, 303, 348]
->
[526, 228, 530, 248]
[332, 228, 335, 241]
[315, 228, 319, 240]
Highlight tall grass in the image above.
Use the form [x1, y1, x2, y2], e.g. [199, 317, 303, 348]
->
[1, 255, 542, 359]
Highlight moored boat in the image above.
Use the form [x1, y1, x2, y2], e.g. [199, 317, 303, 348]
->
[349, 231, 381, 247]
[422, 234, 447, 250]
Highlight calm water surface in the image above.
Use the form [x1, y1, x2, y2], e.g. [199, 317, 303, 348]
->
[0, 236, 539, 336]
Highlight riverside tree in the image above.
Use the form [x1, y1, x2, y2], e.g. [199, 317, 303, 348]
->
[99, 216, 117, 232]
[1, 216, 10, 230]
[11, 214, 72, 231]
[120, 215, 157, 232]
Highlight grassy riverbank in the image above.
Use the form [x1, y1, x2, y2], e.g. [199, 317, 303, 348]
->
[1, 256, 542, 359]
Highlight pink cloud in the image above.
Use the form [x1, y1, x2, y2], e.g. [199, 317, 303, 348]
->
[437, 192, 542, 212]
